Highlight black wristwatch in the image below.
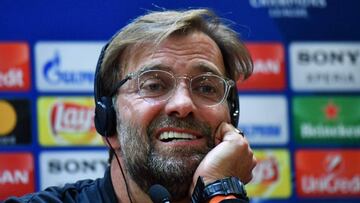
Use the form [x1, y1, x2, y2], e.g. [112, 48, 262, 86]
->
[191, 176, 249, 203]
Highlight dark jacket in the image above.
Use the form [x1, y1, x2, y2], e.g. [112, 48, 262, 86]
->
[4, 167, 117, 203]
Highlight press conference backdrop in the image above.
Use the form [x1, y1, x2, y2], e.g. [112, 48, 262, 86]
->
[0, 0, 359, 202]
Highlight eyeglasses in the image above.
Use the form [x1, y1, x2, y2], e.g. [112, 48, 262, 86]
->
[111, 69, 235, 107]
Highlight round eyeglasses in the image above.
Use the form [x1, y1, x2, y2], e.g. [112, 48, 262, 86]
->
[111, 69, 235, 107]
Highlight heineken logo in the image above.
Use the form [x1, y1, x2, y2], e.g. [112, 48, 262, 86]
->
[293, 96, 360, 144]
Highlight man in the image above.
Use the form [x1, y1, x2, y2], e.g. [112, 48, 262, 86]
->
[5, 8, 256, 203]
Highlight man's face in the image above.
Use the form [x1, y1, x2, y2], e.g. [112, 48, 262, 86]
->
[115, 31, 231, 199]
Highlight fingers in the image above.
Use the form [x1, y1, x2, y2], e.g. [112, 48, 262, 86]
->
[214, 122, 245, 145]
[213, 122, 257, 184]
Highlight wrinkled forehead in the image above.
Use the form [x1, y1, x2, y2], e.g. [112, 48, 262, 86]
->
[119, 31, 226, 77]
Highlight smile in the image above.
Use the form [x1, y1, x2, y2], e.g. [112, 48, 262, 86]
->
[159, 131, 197, 142]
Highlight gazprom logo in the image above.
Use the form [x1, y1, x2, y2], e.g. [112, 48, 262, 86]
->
[43, 51, 94, 85]
[35, 42, 104, 92]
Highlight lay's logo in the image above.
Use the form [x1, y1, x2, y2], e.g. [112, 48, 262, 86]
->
[246, 149, 291, 198]
[38, 97, 103, 146]
[51, 102, 95, 135]
[252, 156, 279, 184]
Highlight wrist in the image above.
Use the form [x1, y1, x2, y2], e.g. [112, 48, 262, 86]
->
[191, 176, 249, 203]
[208, 195, 237, 203]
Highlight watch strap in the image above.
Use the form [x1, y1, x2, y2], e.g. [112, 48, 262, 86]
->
[191, 176, 205, 203]
[203, 177, 248, 202]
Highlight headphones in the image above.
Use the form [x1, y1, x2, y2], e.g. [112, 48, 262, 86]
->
[94, 37, 240, 137]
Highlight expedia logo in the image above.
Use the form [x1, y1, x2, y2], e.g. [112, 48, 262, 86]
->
[51, 101, 95, 135]
[242, 125, 281, 137]
[43, 51, 94, 85]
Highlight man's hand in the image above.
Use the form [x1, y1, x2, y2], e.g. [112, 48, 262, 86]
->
[192, 122, 257, 189]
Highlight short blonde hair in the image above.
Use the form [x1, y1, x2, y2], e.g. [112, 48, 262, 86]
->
[100, 8, 253, 96]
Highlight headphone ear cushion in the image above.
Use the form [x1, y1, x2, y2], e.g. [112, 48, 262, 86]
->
[95, 96, 117, 137]
[229, 88, 239, 127]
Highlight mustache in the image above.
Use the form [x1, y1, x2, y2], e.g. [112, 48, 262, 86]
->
[147, 115, 212, 138]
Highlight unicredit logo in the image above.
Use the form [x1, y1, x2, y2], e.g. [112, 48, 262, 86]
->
[296, 150, 360, 197]
[0, 68, 24, 88]
[43, 51, 94, 85]
[0, 43, 30, 91]
[51, 101, 95, 135]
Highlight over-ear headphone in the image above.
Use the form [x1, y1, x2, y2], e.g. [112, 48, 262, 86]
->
[94, 41, 117, 137]
[94, 37, 240, 137]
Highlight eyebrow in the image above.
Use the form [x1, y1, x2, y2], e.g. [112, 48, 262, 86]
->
[132, 62, 224, 77]
[196, 63, 223, 76]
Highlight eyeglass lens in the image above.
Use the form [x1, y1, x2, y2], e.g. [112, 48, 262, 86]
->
[137, 70, 228, 106]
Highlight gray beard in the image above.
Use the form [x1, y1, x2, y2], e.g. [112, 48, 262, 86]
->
[117, 115, 213, 201]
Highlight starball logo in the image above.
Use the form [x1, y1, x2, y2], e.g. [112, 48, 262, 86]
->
[296, 150, 360, 197]
[38, 97, 103, 146]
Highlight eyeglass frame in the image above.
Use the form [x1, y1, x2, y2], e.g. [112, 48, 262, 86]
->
[110, 67, 235, 107]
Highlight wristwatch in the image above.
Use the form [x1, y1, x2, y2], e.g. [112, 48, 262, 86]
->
[191, 176, 249, 203]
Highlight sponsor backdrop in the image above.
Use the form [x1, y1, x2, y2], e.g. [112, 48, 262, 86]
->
[0, 0, 359, 202]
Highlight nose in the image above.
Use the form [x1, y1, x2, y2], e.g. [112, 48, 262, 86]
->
[164, 81, 196, 118]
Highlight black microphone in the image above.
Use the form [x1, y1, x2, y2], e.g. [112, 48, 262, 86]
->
[148, 184, 171, 203]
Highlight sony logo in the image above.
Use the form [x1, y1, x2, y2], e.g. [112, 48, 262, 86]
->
[48, 159, 107, 174]
[297, 49, 360, 66]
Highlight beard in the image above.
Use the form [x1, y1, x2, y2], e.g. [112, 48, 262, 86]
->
[117, 115, 214, 201]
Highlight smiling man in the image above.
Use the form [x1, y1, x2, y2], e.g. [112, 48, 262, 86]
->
[5, 9, 256, 203]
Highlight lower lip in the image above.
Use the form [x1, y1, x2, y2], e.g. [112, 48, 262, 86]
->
[157, 138, 206, 147]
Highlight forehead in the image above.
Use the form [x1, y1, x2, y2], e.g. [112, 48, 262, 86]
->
[122, 31, 226, 76]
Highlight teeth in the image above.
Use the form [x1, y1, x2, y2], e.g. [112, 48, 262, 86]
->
[159, 132, 197, 141]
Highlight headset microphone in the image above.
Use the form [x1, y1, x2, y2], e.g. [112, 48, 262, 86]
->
[149, 184, 171, 203]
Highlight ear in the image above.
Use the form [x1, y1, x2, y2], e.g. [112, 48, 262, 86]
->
[102, 134, 121, 150]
